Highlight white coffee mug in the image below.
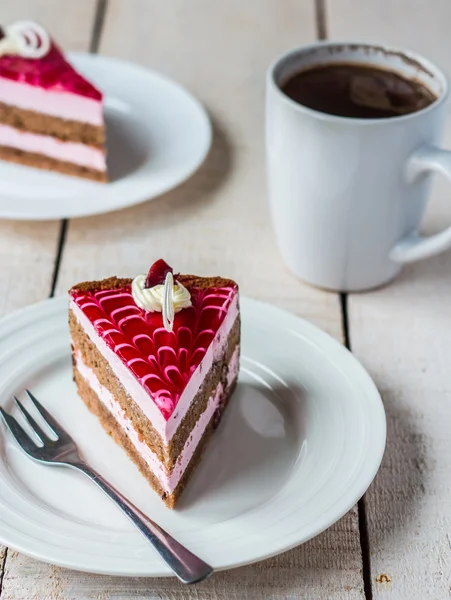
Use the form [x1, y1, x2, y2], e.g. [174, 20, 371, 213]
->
[266, 42, 451, 291]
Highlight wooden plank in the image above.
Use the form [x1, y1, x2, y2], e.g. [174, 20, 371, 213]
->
[1, 510, 363, 600]
[27, 2, 368, 599]
[2, 0, 98, 51]
[328, 1, 451, 597]
[0, 220, 59, 317]
[347, 133, 451, 600]
[0, 1, 98, 599]
[0, 547, 5, 592]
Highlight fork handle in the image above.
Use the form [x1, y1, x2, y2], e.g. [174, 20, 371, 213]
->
[72, 461, 212, 583]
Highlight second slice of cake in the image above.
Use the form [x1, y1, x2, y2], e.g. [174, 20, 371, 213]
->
[0, 21, 107, 181]
[69, 260, 240, 508]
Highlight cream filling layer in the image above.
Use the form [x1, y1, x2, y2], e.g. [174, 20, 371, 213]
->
[69, 292, 239, 442]
[0, 77, 103, 125]
[0, 124, 106, 170]
[74, 347, 239, 495]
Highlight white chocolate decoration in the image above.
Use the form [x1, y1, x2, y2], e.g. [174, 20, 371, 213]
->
[132, 273, 192, 332]
[162, 271, 175, 333]
[0, 21, 50, 59]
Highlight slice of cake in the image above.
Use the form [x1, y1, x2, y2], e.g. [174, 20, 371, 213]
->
[0, 21, 107, 181]
[69, 260, 240, 508]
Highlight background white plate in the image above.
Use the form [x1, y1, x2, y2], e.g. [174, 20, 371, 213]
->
[0, 53, 212, 220]
[0, 296, 385, 576]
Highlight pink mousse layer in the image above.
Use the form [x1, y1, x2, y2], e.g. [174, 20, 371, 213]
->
[0, 124, 106, 171]
[70, 292, 239, 443]
[0, 77, 103, 125]
[74, 347, 240, 494]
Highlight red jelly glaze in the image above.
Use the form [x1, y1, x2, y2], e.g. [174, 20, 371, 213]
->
[71, 282, 237, 420]
[0, 41, 102, 100]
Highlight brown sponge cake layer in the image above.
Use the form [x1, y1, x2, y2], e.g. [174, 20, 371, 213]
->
[169, 320, 239, 461]
[0, 102, 105, 147]
[69, 308, 240, 471]
[0, 145, 107, 182]
[70, 274, 238, 295]
[74, 366, 169, 501]
[74, 365, 237, 508]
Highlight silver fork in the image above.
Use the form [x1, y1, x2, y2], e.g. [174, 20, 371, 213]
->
[0, 390, 213, 584]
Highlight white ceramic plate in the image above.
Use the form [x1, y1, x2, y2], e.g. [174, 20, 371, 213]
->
[0, 296, 385, 577]
[0, 54, 212, 220]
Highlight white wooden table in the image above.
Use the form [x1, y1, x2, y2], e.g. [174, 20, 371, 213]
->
[1, 0, 451, 598]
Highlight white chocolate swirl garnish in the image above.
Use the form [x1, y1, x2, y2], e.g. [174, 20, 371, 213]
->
[0, 21, 50, 59]
[132, 272, 191, 332]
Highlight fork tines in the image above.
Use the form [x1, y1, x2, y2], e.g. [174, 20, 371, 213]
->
[0, 390, 71, 455]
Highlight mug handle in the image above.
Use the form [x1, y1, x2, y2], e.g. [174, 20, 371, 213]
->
[390, 145, 451, 263]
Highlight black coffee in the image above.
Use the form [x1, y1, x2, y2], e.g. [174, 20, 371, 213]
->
[280, 62, 437, 119]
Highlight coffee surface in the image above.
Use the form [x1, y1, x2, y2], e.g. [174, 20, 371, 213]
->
[281, 62, 436, 118]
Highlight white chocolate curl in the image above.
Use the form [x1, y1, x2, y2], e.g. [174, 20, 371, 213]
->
[0, 21, 50, 59]
[132, 273, 192, 332]
[162, 272, 175, 333]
